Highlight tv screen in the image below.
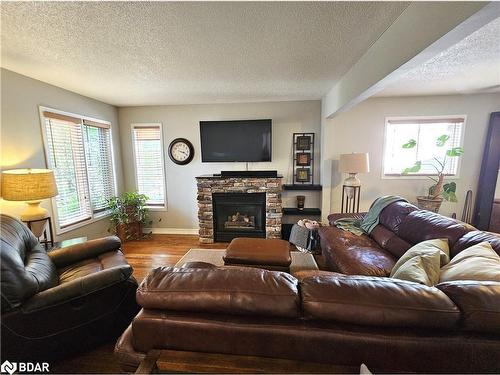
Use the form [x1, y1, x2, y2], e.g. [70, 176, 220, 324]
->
[200, 119, 272, 162]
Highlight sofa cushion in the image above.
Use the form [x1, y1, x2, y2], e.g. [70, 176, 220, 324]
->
[397, 210, 474, 247]
[370, 225, 412, 258]
[297, 272, 460, 329]
[378, 201, 419, 234]
[319, 226, 396, 277]
[136, 266, 300, 318]
[452, 230, 500, 258]
[1, 215, 58, 310]
[437, 281, 500, 333]
[440, 242, 500, 282]
[58, 250, 130, 284]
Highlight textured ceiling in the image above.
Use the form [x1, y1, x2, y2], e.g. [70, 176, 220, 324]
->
[377, 16, 500, 97]
[1, 1, 408, 106]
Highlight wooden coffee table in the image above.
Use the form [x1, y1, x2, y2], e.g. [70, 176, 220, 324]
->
[135, 349, 357, 374]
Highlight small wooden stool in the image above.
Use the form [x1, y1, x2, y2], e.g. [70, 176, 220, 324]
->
[223, 238, 292, 272]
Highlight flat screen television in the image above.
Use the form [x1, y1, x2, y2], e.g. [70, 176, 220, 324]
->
[200, 119, 272, 162]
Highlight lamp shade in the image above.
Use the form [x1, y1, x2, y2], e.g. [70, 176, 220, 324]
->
[339, 153, 370, 173]
[1, 169, 58, 201]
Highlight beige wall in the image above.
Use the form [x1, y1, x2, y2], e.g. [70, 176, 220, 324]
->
[321, 93, 500, 220]
[118, 101, 321, 231]
[0, 69, 123, 240]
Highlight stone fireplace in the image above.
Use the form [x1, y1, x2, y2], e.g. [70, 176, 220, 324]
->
[196, 175, 283, 243]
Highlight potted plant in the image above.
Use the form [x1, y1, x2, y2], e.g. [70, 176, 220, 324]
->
[402, 134, 464, 213]
[107, 191, 149, 242]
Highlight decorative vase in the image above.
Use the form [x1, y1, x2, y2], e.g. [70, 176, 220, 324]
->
[416, 196, 443, 213]
[297, 195, 305, 210]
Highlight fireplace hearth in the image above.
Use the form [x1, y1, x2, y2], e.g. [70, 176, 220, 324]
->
[213, 192, 266, 242]
[196, 174, 283, 243]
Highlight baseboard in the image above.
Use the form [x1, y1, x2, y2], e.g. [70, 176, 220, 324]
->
[143, 227, 199, 235]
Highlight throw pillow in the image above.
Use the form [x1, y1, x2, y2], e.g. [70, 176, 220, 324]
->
[390, 238, 450, 277]
[440, 242, 500, 282]
[391, 250, 441, 286]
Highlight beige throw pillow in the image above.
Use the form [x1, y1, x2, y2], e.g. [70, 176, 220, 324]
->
[390, 239, 449, 286]
[391, 251, 441, 286]
[390, 238, 450, 276]
[440, 242, 500, 282]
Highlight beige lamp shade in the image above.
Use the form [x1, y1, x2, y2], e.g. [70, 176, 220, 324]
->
[1, 169, 58, 201]
[339, 153, 370, 173]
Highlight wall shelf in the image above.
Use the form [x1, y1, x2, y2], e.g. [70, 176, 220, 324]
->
[283, 208, 321, 216]
[282, 184, 322, 191]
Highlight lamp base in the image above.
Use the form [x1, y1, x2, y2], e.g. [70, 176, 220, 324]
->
[344, 173, 361, 187]
[20, 201, 49, 221]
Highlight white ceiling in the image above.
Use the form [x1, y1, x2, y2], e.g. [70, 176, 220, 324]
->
[377, 16, 500, 97]
[1, 1, 408, 106]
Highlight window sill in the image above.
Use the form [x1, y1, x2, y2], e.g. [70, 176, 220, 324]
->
[55, 212, 111, 236]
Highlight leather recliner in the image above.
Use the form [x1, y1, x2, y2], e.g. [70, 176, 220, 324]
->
[1, 214, 139, 362]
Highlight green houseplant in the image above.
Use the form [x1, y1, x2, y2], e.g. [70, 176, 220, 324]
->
[402, 134, 464, 213]
[108, 191, 149, 242]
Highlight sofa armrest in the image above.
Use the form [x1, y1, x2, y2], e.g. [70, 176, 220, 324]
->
[298, 273, 460, 329]
[21, 264, 132, 312]
[136, 266, 300, 318]
[49, 236, 122, 268]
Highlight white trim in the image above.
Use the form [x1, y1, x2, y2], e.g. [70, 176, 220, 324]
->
[381, 115, 466, 180]
[38, 106, 117, 235]
[131, 123, 168, 210]
[144, 227, 199, 235]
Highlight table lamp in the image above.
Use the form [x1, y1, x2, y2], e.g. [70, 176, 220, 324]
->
[1, 169, 58, 236]
[339, 153, 370, 187]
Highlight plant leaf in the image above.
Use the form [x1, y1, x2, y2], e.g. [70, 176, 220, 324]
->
[446, 147, 464, 157]
[402, 161, 422, 174]
[443, 182, 456, 193]
[402, 139, 417, 149]
[436, 135, 450, 147]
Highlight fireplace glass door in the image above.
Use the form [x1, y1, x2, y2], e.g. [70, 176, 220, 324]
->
[213, 193, 266, 242]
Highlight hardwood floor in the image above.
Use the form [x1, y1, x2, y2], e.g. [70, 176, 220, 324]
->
[50, 234, 325, 373]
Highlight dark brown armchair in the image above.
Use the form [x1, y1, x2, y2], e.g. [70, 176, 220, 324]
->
[1, 214, 139, 362]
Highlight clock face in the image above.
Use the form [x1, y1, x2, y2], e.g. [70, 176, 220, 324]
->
[168, 138, 194, 165]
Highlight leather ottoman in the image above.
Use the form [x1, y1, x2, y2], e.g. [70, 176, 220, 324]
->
[223, 238, 292, 272]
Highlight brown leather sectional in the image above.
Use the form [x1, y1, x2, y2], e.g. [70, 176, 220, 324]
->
[115, 202, 500, 373]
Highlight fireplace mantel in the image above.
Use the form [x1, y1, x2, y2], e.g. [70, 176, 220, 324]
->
[196, 175, 283, 243]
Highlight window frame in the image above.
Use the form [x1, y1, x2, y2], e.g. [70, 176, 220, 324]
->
[381, 115, 466, 180]
[39, 106, 118, 235]
[130, 123, 168, 211]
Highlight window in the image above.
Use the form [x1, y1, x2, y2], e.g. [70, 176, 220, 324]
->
[131, 124, 166, 207]
[383, 117, 464, 177]
[41, 109, 116, 232]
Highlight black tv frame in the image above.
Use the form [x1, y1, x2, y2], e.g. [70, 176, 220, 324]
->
[199, 119, 272, 163]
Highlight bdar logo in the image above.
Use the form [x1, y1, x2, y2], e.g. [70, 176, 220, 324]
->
[1, 360, 17, 375]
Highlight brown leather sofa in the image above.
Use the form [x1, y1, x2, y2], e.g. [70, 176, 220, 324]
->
[115, 202, 500, 373]
[320, 201, 499, 276]
[1, 214, 139, 362]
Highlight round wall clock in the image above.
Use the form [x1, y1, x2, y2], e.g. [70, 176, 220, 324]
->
[168, 138, 194, 165]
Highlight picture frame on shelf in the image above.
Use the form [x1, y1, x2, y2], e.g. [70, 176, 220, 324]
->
[296, 135, 312, 151]
[296, 153, 311, 166]
[296, 168, 311, 183]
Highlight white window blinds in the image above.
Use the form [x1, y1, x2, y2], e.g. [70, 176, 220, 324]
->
[131, 124, 166, 207]
[383, 117, 464, 176]
[43, 111, 115, 230]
